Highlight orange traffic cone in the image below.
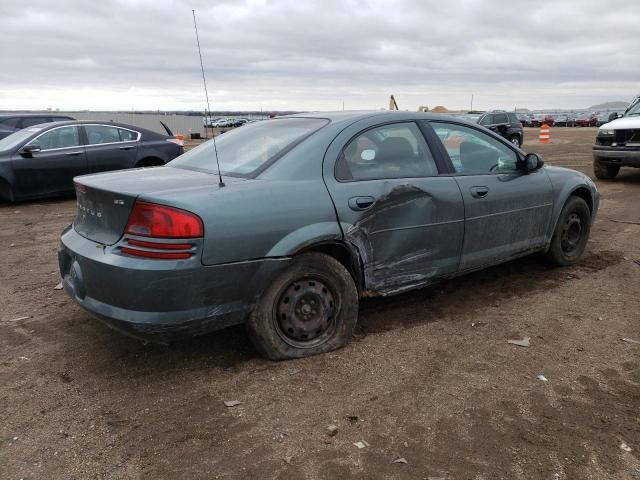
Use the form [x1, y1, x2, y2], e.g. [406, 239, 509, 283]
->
[539, 124, 550, 143]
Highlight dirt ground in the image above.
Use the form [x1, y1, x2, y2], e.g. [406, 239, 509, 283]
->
[1, 127, 639, 480]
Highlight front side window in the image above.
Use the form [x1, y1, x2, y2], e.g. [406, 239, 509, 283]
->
[85, 125, 122, 145]
[27, 126, 81, 150]
[170, 118, 328, 176]
[431, 123, 518, 174]
[336, 122, 438, 181]
[479, 114, 494, 126]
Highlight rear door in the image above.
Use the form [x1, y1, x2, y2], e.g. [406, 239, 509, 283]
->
[323, 120, 464, 293]
[83, 124, 139, 173]
[11, 125, 87, 197]
[428, 121, 553, 272]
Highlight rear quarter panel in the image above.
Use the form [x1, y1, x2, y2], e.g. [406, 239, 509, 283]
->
[136, 140, 177, 164]
[139, 178, 342, 266]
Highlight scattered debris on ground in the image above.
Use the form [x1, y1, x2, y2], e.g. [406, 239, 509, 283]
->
[508, 336, 531, 347]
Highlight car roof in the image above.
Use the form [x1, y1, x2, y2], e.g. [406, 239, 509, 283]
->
[281, 110, 479, 127]
[0, 113, 73, 119]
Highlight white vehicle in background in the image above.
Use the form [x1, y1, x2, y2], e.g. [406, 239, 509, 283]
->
[593, 95, 640, 179]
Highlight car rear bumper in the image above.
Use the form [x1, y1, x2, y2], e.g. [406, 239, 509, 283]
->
[58, 225, 291, 343]
[593, 146, 640, 168]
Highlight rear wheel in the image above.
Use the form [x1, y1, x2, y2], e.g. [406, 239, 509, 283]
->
[593, 159, 619, 180]
[246, 252, 358, 360]
[546, 196, 591, 266]
[136, 157, 164, 168]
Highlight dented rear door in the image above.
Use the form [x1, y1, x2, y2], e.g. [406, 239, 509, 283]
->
[323, 120, 464, 294]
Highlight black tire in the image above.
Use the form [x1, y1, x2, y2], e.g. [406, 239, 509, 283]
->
[509, 135, 521, 147]
[136, 158, 164, 168]
[593, 159, 619, 180]
[546, 196, 591, 266]
[246, 252, 358, 360]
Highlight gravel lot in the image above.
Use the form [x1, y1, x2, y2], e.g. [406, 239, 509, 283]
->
[1, 127, 639, 479]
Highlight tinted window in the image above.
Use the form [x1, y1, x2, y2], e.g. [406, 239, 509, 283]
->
[336, 122, 438, 181]
[494, 113, 509, 124]
[0, 117, 20, 128]
[118, 128, 137, 141]
[85, 125, 122, 145]
[508, 113, 519, 123]
[28, 126, 81, 150]
[21, 117, 50, 128]
[432, 123, 518, 173]
[170, 118, 328, 176]
[479, 115, 493, 126]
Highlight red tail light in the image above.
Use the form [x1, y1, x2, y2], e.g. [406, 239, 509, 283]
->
[120, 247, 191, 260]
[125, 202, 203, 238]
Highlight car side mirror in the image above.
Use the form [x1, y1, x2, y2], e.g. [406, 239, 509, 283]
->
[522, 153, 543, 172]
[20, 144, 41, 156]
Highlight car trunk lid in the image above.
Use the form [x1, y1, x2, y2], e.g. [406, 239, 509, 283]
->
[73, 166, 233, 245]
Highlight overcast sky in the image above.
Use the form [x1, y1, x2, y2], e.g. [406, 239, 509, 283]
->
[0, 0, 638, 112]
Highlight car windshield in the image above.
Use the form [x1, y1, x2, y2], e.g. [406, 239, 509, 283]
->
[626, 101, 640, 116]
[169, 117, 328, 176]
[0, 126, 45, 152]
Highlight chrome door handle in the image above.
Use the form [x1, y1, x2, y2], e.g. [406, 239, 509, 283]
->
[65, 151, 83, 156]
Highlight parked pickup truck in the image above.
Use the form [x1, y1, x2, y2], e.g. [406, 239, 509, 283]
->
[593, 95, 640, 179]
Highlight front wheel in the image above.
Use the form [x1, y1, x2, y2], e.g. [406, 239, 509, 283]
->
[246, 252, 358, 360]
[593, 159, 619, 180]
[545, 196, 591, 266]
[509, 135, 521, 147]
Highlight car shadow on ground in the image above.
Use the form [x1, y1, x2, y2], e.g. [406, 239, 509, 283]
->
[62, 247, 622, 378]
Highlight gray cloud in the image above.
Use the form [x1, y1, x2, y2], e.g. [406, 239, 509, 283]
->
[0, 0, 638, 110]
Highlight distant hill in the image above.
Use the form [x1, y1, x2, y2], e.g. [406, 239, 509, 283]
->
[588, 101, 629, 110]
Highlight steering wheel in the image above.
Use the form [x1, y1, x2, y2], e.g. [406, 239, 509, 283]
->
[489, 163, 500, 172]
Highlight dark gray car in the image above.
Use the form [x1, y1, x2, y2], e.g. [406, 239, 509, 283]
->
[0, 113, 75, 140]
[59, 111, 599, 360]
[0, 120, 184, 202]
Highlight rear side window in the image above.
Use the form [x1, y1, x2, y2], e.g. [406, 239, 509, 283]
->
[27, 126, 81, 150]
[336, 122, 438, 181]
[85, 125, 122, 144]
[118, 128, 138, 141]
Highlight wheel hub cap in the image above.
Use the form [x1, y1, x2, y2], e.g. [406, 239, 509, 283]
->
[561, 213, 582, 253]
[276, 279, 335, 345]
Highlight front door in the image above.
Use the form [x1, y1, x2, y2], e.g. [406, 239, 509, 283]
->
[12, 125, 87, 198]
[324, 121, 465, 294]
[429, 121, 554, 272]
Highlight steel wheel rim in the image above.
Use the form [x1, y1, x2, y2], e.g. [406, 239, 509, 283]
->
[274, 276, 337, 348]
[561, 212, 583, 254]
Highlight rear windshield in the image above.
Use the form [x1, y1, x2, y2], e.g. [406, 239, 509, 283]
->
[169, 118, 328, 176]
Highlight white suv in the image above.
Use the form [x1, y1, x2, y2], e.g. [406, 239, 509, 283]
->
[593, 95, 640, 179]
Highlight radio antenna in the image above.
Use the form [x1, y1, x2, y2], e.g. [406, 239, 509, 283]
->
[192, 9, 224, 187]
